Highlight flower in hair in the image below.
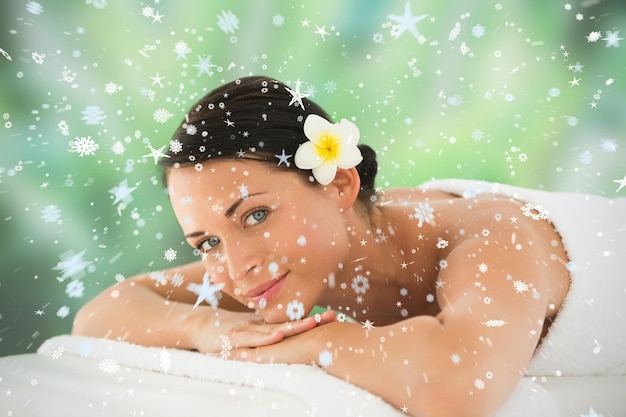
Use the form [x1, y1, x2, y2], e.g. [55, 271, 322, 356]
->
[294, 114, 363, 185]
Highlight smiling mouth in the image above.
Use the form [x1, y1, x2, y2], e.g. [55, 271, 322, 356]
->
[246, 273, 288, 304]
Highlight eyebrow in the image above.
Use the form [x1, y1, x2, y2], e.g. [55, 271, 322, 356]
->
[184, 192, 266, 239]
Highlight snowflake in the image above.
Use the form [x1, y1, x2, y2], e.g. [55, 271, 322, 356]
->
[351, 274, 370, 294]
[141, 6, 154, 17]
[438, 259, 448, 269]
[599, 139, 618, 152]
[219, 334, 232, 359]
[32, 51, 45, 64]
[318, 350, 333, 368]
[471, 129, 484, 141]
[65, 279, 85, 298]
[69, 136, 99, 156]
[474, 378, 485, 389]
[174, 41, 191, 60]
[372, 32, 384, 43]
[602, 30, 622, 48]
[104, 81, 120, 94]
[520, 203, 549, 220]
[324, 80, 337, 93]
[566, 116, 579, 126]
[579, 150, 593, 164]
[109, 179, 137, 206]
[447, 95, 464, 107]
[478, 263, 488, 273]
[272, 14, 285, 27]
[153, 108, 174, 123]
[580, 406, 605, 417]
[253, 379, 265, 391]
[98, 358, 121, 374]
[41, 205, 62, 223]
[361, 319, 375, 330]
[53, 250, 93, 281]
[513, 280, 529, 293]
[286, 299, 305, 320]
[51, 346, 64, 360]
[169, 139, 183, 153]
[192, 55, 217, 77]
[482, 319, 508, 327]
[56, 305, 70, 318]
[450, 353, 461, 365]
[186, 124, 198, 135]
[187, 271, 224, 309]
[436, 238, 448, 249]
[25, 1, 43, 14]
[238, 183, 249, 199]
[170, 272, 185, 287]
[111, 141, 125, 155]
[79, 106, 105, 125]
[471, 24, 485, 38]
[586, 31, 602, 43]
[448, 22, 461, 41]
[149, 271, 168, 286]
[164, 248, 177, 262]
[217, 10, 239, 34]
[159, 348, 171, 373]
[411, 202, 435, 227]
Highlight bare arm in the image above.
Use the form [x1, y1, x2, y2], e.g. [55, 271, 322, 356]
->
[232, 208, 566, 417]
[72, 260, 336, 351]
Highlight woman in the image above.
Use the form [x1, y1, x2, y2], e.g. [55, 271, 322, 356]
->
[73, 76, 626, 417]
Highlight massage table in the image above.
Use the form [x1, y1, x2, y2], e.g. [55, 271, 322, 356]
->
[1, 335, 624, 416]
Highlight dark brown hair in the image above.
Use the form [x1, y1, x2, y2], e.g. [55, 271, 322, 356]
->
[159, 76, 378, 206]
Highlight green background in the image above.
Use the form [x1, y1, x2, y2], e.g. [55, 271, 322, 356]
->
[1, 0, 624, 357]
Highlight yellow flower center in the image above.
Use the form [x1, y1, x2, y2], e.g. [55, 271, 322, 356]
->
[315, 133, 340, 161]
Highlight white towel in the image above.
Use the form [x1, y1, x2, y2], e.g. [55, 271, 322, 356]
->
[421, 179, 626, 376]
[31, 335, 560, 417]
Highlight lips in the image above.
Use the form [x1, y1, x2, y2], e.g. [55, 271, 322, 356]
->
[246, 273, 288, 304]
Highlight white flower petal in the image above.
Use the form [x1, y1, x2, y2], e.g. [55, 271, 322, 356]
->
[294, 141, 322, 169]
[337, 144, 363, 168]
[334, 119, 360, 145]
[312, 162, 338, 186]
[303, 114, 331, 145]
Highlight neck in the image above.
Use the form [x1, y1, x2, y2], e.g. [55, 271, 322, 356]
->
[318, 205, 411, 322]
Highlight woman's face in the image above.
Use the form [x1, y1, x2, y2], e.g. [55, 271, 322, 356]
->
[167, 159, 350, 323]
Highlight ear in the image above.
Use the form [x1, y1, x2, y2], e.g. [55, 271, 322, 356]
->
[329, 167, 361, 211]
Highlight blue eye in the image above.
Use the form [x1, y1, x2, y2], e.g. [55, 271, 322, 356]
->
[199, 236, 220, 252]
[244, 208, 268, 227]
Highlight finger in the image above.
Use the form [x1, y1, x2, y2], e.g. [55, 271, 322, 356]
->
[229, 328, 285, 349]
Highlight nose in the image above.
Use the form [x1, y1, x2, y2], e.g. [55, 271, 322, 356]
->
[224, 239, 264, 281]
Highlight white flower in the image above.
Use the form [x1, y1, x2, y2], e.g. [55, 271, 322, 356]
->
[294, 114, 363, 185]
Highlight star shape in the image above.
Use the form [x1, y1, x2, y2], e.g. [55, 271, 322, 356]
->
[143, 144, 169, 164]
[275, 148, 293, 167]
[314, 25, 329, 41]
[614, 175, 626, 193]
[285, 79, 310, 110]
[580, 406, 604, 417]
[569, 77, 581, 87]
[187, 272, 225, 309]
[150, 72, 165, 87]
[388, 1, 428, 42]
[108, 179, 137, 205]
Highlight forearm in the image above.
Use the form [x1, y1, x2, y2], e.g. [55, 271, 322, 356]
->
[72, 279, 201, 349]
[311, 318, 486, 417]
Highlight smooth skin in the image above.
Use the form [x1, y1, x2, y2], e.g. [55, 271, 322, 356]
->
[73, 159, 570, 417]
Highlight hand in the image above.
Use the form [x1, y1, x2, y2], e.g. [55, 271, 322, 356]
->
[227, 319, 343, 366]
[186, 307, 337, 355]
